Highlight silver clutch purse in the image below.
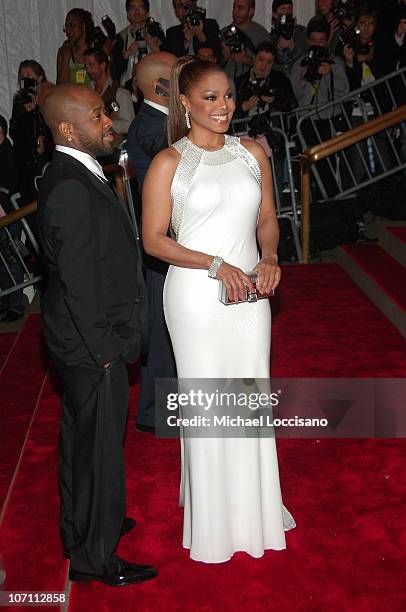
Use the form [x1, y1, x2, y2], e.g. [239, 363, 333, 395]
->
[218, 271, 274, 305]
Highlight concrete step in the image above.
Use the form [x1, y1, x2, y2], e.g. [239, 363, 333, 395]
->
[377, 225, 406, 267]
[337, 244, 406, 338]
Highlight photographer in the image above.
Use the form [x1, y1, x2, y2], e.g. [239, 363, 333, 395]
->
[343, 10, 397, 94]
[269, 0, 307, 76]
[291, 21, 349, 112]
[307, 0, 348, 54]
[84, 48, 134, 151]
[10, 60, 53, 203]
[112, 1, 164, 84]
[291, 21, 349, 197]
[342, 10, 398, 182]
[164, 0, 221, 59]
[221, 0, 268, 83]
[235, 42, 296, 199]
[236, 41, 296, 118]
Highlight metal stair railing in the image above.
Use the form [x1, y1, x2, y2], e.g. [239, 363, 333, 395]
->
[296, 66, 406, 201]
[301, 104, 406, 263]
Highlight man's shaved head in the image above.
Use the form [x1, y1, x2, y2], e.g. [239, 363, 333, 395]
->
[136, 52, 176, 102]
[42, 84, 99, 137]
[42, 83, 114, 157]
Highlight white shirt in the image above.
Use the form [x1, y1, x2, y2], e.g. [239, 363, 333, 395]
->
[144, 99, 169, 116]
[55, 145, 107, 182]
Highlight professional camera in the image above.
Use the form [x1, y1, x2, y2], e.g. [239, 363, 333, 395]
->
[341, 27, 374, 55]
[101, 15, 116, 39]
[17, 77, 38, 105]
[185, 4, 206, 27]
[134, 18, 165, 57]
[221, 24, 244, 54]
[301, 46, 333, 82]
[93, 14, 117, 48]
[332, 0, 355, 26]
[247, 113, 283, 155]
[339, 25, 360, 48]
[272, 14, 295, 40]
[243, 76, 276, 108]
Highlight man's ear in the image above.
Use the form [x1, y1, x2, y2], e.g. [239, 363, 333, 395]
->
[59, 121, 73, 142]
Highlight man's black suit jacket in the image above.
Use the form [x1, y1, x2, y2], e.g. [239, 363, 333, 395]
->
[163, 19, 221, 58]
[127, 102, 168, 275]
[127, 102, 167, 191]
[37, 151, 148, 367]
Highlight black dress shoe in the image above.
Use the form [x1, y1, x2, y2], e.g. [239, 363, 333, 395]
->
[69, 556, 158, 586]
[135, 423, 155, 434]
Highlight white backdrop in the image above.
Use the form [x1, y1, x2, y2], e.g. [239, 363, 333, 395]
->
[0, 0, 313, 121]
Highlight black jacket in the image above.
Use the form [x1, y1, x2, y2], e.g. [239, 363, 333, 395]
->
[38, 151, 147, 367]
[0, 138, 19, 194]
[163, 19, 221, 58]
[126, 101, 168, 275]
[345, 36, 398, 114]
[127, 102, 167, 190]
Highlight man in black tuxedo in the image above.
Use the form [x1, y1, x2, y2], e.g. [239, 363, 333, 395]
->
[38, 84, 157, 586]
[126, 52, 177, 433]
[163, 0, 221, 59]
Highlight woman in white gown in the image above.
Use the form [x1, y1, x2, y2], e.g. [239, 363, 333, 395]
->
[142, 57, 295, 563]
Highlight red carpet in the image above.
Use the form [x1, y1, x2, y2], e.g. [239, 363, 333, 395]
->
[340, 245, 406, 313]
[0, 264, 405, 611]
[0, 315, 49, 508]
[271, 264, 406, 377]
[0, 332, 16, 373]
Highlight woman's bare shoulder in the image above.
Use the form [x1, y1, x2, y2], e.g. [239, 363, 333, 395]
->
[146, 146, 181, 182]
[239, 138, 267, 164]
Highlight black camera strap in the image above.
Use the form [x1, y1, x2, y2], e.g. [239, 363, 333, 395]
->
[310, 70, 334, 107]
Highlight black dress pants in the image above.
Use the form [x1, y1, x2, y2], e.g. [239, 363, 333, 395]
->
[54, 355, 129, 574]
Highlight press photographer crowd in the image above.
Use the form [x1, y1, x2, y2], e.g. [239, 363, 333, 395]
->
[1, 0, 406, 323]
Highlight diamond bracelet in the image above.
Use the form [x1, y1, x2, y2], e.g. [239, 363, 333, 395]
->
[208, 255, 224, 279]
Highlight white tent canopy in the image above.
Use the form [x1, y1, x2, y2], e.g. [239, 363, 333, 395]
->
[0, 0, 313, 121]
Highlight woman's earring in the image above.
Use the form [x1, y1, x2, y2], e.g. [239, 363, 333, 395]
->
[185, 109, 191, 129]
[67, 135, 72, 142]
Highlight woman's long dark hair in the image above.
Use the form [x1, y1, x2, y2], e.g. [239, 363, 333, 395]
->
[67, 8, 96, 47]
[167, 56, 226, 145]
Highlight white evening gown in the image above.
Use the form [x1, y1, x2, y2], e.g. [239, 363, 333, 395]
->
[163, 135, 295, 563]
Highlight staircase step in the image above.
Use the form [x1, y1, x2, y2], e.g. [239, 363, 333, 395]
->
[378, 225, 406, 267]
[337, 244, 406, 338]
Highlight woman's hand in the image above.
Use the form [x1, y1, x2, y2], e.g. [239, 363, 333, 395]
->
[253, 257, 281, 294]
[145, 33, 161, 52]
[24, 92, 37, 112]
[241, 95, 259, 112]
[215, 261, 255, 303]
[124, 41, 139, 59]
